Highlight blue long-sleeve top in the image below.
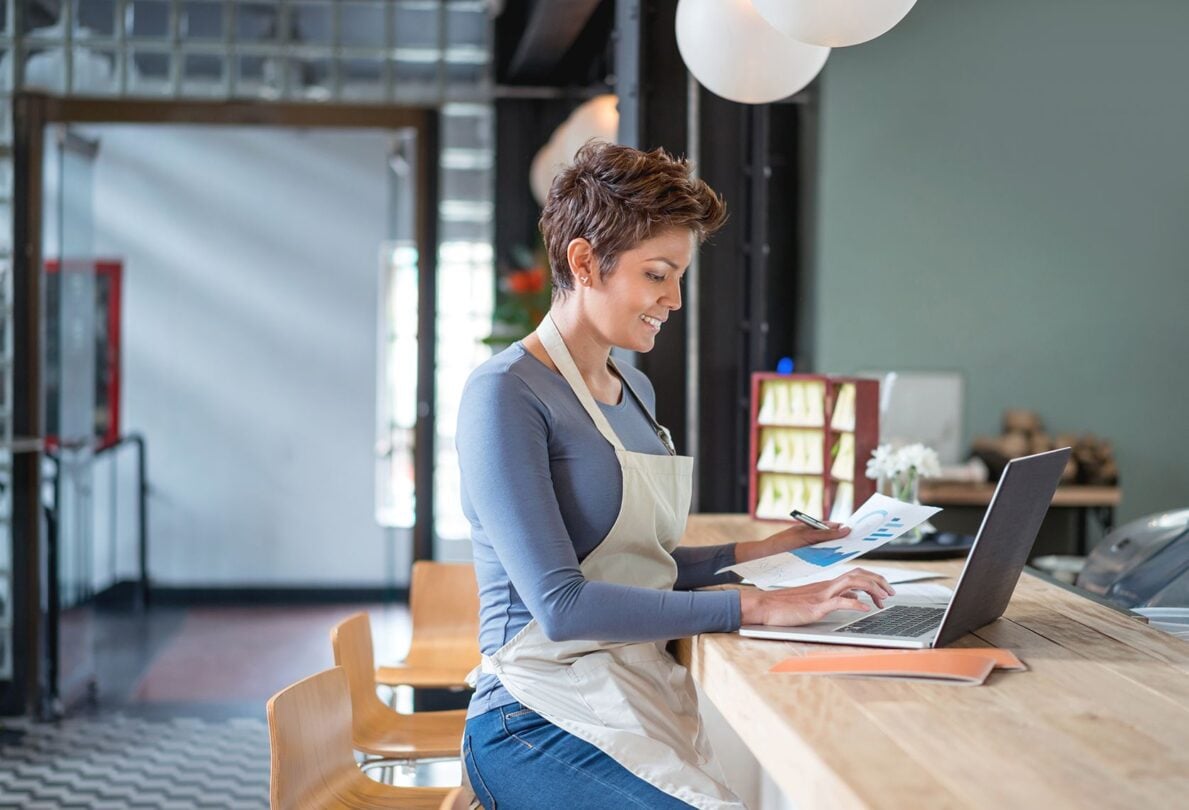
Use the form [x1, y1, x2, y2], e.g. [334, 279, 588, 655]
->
[457, 343, 743, 718]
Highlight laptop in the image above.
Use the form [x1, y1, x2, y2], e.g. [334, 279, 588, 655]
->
[739, 447, 1072, 649]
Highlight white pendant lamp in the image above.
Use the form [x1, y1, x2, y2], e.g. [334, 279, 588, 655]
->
[529, 140, 566, 208]
[752, 0, 918, 48]
[557, 95, 620, 165]
[529, 95, 620, 206]
[675, 0, 830, 105]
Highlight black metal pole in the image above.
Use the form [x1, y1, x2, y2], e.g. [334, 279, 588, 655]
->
[412, 111, 440, 563]
[5, 93, 48, 719]
[122, 434, 149, 608]
[746, 105, 771, 374]
[40, 456, 60, 721]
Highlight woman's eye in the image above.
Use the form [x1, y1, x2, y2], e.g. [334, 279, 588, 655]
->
[647, 272, 665, 282]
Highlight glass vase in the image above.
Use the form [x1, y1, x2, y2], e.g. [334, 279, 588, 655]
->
[878, 469, 924, 544]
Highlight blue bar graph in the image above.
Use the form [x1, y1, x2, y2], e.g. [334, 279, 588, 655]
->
[861, 516, 903, 542]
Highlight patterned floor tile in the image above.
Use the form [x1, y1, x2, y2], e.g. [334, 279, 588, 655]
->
[0, 714, 268, 809]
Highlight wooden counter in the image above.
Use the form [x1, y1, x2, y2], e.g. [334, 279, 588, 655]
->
[918, 481, 1120, 508]
[678, 514, 1189, 809]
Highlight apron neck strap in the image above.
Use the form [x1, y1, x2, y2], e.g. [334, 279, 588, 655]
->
[609, 357, 677, 456]
[536, 313, 626, 452]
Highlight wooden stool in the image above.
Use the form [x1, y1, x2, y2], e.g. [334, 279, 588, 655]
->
[266, 666, 461, 809]
[331, 612, 469, 772]
[376, 562, 481, 692]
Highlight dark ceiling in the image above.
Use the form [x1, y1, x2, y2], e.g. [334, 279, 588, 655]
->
[27, 0, 613, 89]
[494, 0, 614, 87]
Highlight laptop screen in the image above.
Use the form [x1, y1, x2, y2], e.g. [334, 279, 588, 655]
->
[934, 448, 1071, 647]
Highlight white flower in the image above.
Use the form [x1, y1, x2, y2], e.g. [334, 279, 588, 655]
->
[901, 443, 942, 478]
[865, 443, 899, 479]
[866, 442, 941, 480]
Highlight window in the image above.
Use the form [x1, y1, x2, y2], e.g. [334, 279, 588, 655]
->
[375, 105, 493, 552]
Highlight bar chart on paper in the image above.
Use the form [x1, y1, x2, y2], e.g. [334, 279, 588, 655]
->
[862, 516, 904, 540]
[847, 507, 905, 537]
[722, 494, 942, 588]
[792, 545, 862, 567]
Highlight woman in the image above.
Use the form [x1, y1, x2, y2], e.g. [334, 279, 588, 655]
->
[457, 142, 894, 809]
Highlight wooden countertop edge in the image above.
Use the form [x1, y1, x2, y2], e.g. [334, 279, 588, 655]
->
[684, 637, 872, 810]
[682, 635, 970, 810]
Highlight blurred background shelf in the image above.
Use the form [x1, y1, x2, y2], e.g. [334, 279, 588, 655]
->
[749, 374, 879, 523]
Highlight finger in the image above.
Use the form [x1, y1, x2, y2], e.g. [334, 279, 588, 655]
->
[858, 577, 894, 602]
[849, 568, 896, 597]
[802, 525, 851, 541]
[842, 587, 884, 609]
[826, 572, 880, 597]
[868, 575, 895, 599]
[834, 577, 891, 607]
[825, 576, 862, 598]
[819, 596, 869, 618]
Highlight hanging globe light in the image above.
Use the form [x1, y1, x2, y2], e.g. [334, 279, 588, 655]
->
[752, 0, 918, 48]
[529, 138, 566, 208]
[675, 0, 830, 105]
[529, 95, 620, 206]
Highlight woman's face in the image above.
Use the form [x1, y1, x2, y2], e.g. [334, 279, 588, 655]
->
[579, 227, 693, 353]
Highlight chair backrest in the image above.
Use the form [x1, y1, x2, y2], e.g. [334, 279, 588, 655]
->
[330, 612, 389, 722]
[409, 562, 480, 656]
[440, 788, 469, 810]
[268, 665, 464, 810]
[266, 666, 358, 810]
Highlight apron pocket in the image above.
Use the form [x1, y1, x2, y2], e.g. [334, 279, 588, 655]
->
[567, 648, 698, 730]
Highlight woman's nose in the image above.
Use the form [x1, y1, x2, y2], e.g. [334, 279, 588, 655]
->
[663, 279, 682, 311]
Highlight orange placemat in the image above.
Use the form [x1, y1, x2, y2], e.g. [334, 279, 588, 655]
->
[769, 648, 1025, 685]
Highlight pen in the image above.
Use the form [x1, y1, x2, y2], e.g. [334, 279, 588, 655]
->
[789, 509, 831, 530]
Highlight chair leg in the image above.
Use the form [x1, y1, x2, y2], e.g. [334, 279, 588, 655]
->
[398, 761, 415, 786]
[360, 756, 419, 784]
[394, 684, 414, 714]
[360, 755, 459, 787]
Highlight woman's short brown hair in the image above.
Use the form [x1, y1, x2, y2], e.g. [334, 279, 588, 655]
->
[539, 141, 727, 296]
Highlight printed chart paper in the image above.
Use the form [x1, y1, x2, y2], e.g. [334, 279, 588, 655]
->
[722, 494, 942, 589]
[749, 564, 943, 591]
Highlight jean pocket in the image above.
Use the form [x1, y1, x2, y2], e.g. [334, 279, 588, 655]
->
[500, 705, 553, 745]
[463, 735, 497, 810]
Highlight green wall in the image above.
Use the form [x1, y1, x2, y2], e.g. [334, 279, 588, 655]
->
[814, 0, 1189, 523]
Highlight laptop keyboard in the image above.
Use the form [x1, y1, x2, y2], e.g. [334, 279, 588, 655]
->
[835, 605, 946, 637]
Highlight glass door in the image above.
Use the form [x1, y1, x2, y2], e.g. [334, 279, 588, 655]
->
[43, 125, 101, 712]
[375, 125, 439, 563]
[376, 131, 420, 532]
[376, 108, 495, 563]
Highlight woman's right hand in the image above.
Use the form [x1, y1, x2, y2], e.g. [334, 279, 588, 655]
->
[738, 569, 896, 626]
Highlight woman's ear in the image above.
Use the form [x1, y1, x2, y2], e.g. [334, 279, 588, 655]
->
[566, 238, 596, 286]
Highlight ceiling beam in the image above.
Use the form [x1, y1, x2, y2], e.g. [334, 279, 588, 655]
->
[505, 0, 605, 82]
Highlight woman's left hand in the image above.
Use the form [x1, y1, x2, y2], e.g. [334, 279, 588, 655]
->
[733, 522, 851, 565]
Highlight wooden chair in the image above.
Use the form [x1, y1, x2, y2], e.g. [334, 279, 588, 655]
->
[376, 562, 481, 692]
[439, 787, 471, 810]
[331, 612, 469, 765]
[266, 666, 461, 809]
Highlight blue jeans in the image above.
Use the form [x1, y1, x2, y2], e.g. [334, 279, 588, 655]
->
[463, 702, 695, 809]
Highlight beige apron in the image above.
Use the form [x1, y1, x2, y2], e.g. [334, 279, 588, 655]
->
[478, 314, 744, 809]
